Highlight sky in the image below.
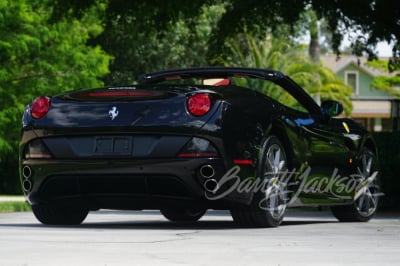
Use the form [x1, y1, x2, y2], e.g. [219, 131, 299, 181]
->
[340, 30, 394, 57]
[376, 42, 393, 57]
[300, 31, 394, 58]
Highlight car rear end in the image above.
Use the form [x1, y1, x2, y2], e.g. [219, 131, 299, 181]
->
[19, 86, 237, 211]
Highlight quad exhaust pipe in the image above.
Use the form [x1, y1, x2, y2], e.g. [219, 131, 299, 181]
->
[199, 164, 219, 193]
[22, 165, 33, 193]
[23, 165, 32, 179]
[23, 180, 32, 192]
[204, 178, 219, 193]
[199, 164, 215, 179]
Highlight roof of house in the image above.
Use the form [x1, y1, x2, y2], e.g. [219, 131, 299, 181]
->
[320, 55, 382, 77]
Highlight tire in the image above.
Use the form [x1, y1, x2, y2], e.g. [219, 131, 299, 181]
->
[161, 208, 206, 222]
[331, 147, 380, 222]
[230, 135, 290, 228]
[32, 203, 89, 225]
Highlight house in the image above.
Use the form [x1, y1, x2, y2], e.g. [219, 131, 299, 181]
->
[321, 55, 398, 132]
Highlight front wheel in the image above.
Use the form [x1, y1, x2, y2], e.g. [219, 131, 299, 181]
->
[231, 135, 290, 227]
[160, 208, 206, 222]
[331, 147, 380, 222]
[32, 203, 89, 225]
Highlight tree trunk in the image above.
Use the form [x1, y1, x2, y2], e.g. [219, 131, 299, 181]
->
[309, 38, 320, 62]
[308, 10, 320, 62]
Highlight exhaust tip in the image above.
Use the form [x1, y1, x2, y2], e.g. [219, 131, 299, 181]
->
[22, 165, 32, 179]
[200, 164, 215, 179]
[204, 179, 219, 193]
[23, 180, 32, 192]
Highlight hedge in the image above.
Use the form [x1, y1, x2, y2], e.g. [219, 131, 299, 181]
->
[373, 132, 400, 210]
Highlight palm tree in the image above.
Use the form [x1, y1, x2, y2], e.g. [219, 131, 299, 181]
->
[219, 33, 353, 115]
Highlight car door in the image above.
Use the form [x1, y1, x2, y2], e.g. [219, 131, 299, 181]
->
[293, 109, 358, 204]
[304, 115, 353, 170]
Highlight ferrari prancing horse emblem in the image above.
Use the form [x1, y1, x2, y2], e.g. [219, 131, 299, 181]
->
[109, 106, 119, 120]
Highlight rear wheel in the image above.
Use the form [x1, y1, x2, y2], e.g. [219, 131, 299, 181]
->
[331, 147, 380, 222]
[161, 208, 206, 222]
[32, 204, 89, 225]
[231, 135, 290, 227]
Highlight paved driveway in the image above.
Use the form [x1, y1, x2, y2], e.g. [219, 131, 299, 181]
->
[0, 210, 399, 266]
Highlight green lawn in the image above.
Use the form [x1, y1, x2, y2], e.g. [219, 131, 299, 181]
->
[0, 201, 31, 213]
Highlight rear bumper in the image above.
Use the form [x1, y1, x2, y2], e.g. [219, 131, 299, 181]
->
[21, 157, 250, 210]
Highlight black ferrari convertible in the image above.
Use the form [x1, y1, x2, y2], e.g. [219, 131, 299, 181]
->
[19, 67, 381, 227]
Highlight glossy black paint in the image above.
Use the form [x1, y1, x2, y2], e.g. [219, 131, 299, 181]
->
[20, 67, 377, 213]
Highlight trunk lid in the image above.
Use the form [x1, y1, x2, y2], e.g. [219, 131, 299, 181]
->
[25, 86, 221, 133]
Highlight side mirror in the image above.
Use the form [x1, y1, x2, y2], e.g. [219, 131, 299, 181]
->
[321, 100, 343, 117]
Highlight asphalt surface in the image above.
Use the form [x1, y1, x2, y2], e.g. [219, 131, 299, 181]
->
[0, 210, 399, 266]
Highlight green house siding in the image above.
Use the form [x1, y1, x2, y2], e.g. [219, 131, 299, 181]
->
[337, 63, 392, 98]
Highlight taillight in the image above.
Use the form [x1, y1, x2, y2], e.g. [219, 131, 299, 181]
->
[187, 93, 211, 116]
[31, 97, 51, 119]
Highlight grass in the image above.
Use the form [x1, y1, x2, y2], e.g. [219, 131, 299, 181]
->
[0, 201, 31, 213]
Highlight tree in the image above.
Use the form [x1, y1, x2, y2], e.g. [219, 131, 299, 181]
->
[48, 1, 400, 62]
[208, 0, 400, 63]
[47, 1, 400, 70]
[363, 59, 400, 97]
[307, 9, 320, 62]
[93, 3, 226, 85]
[371, 76, 400, 97]
[0, 0, 112, 193]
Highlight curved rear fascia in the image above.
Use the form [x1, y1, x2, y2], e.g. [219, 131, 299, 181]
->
[24, 95, 219, 127]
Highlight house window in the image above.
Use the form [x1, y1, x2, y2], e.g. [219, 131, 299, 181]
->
[345, 71, 359, 95]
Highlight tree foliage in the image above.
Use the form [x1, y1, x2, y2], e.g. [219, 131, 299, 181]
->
[365, 59, 391, 72]
[205, 0, 399, 63]
[0, 0, 111, 159]
[0, 0, 112, 193]
[93, 3, 226, 85]
[48, 0, 400, 66]
[371, 76, 400, 97]
[365, 59, 400, 98]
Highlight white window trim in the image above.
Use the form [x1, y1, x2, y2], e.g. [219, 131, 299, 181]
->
[345, 71, 359, 96]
